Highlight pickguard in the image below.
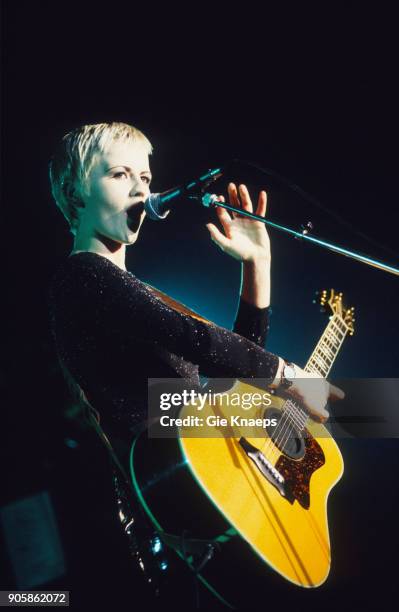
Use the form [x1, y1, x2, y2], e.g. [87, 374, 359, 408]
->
[276, 433, 325, 509]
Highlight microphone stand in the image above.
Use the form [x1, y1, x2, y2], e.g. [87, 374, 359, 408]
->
[196, 191, 399, 278]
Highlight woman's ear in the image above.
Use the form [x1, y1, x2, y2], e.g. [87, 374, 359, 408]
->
[64, 182, 85, 209]
[72, 195, 85, 209]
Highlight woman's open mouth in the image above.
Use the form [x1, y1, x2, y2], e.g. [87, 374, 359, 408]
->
[126, 202, 145, 232]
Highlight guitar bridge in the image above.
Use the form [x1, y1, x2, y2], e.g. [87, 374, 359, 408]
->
[239, 437, 294, 503]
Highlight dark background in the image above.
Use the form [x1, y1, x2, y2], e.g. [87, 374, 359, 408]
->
[2, 2, 398, 610]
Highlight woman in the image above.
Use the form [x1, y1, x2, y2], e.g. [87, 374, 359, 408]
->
[49, 121, 341, 433]
[48, 121, 343, 603]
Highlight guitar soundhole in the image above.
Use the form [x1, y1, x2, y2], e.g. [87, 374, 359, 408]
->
[264, 408, 305, 460]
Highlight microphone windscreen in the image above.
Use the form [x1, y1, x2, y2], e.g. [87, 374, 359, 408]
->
[144, 193, 170, 221]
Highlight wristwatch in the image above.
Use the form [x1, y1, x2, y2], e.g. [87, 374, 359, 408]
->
[280, 361, 296, 390]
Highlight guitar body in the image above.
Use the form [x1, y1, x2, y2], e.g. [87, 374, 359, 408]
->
[180, 383, 344, 588]
[131, 381, 344, 607]
[130, 289, 353, 606]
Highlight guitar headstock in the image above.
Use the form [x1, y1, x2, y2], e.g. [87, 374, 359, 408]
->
[315, 289, 355, 336]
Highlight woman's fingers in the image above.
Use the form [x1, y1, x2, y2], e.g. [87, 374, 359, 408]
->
[227, 183, 267, 218]
[220, 183, 269, 233]
[238, 184, 253, 213]
[215, 196, 232, 226]
[256, 190, 267, 217]
[206, 223, 231, 251]
[228, 183, 241, 212]
[314, 407, 329, 424]
[328, 383, 345, 401]
[228, 183, 248, 218]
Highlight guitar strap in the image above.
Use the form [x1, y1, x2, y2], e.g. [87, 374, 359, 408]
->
[86, 405, 132, 487]
[59, 358, 226, 578]
[57, 357, 131, 486]
[86, 404, 226, 590]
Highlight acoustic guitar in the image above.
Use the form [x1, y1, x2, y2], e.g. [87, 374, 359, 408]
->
[130, 289, 355, 606]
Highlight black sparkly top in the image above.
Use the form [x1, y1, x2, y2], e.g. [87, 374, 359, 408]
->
[49, 252, 279, 434]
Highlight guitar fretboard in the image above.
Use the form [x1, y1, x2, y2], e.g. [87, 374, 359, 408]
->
[282, 313, 349, 431]
[305, 314, 349, 377]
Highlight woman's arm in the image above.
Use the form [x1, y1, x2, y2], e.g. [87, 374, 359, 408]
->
[240, 258, 270, 308]
[208, 183, 272, 346]
[58, 253, 343, 422]
[232, 284, 271, 348]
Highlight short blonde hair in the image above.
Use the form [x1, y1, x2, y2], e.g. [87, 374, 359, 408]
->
[49, 121, 152, 235]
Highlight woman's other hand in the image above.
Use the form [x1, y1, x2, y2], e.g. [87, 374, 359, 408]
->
[271, 359, 345, 423]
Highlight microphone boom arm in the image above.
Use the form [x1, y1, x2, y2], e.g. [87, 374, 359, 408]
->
[201, 193, 399, 277]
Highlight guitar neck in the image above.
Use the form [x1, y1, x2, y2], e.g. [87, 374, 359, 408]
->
[281, 290, 354, 432]
[305, 314, 349, 377]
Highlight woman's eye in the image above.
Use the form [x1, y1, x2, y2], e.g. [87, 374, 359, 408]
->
[113, 172, 127, 179]
[141, 176, 151, 184]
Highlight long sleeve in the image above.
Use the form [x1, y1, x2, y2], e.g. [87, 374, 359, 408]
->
[49, 252, 281, 430]
[232, 298, 271, 348]
[53, 253, 279, 383]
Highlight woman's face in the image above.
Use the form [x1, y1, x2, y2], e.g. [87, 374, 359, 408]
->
[77, 139, 152, 245]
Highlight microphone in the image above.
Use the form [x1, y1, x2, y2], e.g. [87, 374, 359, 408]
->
[144, 167, 223, 220]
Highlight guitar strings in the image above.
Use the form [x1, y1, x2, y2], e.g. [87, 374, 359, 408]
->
[262, 399, 306, 460]
[261, 400, 305, 463]
[259, 316, 348, 465]
[261, 404, 295, 461]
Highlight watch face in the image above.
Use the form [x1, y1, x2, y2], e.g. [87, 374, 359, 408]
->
[284, 365, 296, 381]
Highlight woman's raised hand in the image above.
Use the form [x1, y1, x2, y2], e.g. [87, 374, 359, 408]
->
[206, 183, 271, 263]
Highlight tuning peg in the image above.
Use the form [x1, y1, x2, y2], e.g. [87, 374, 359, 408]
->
[300, 221, 314, 236]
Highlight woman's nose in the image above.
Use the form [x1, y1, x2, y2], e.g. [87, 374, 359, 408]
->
[129, 177, 145, 198]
